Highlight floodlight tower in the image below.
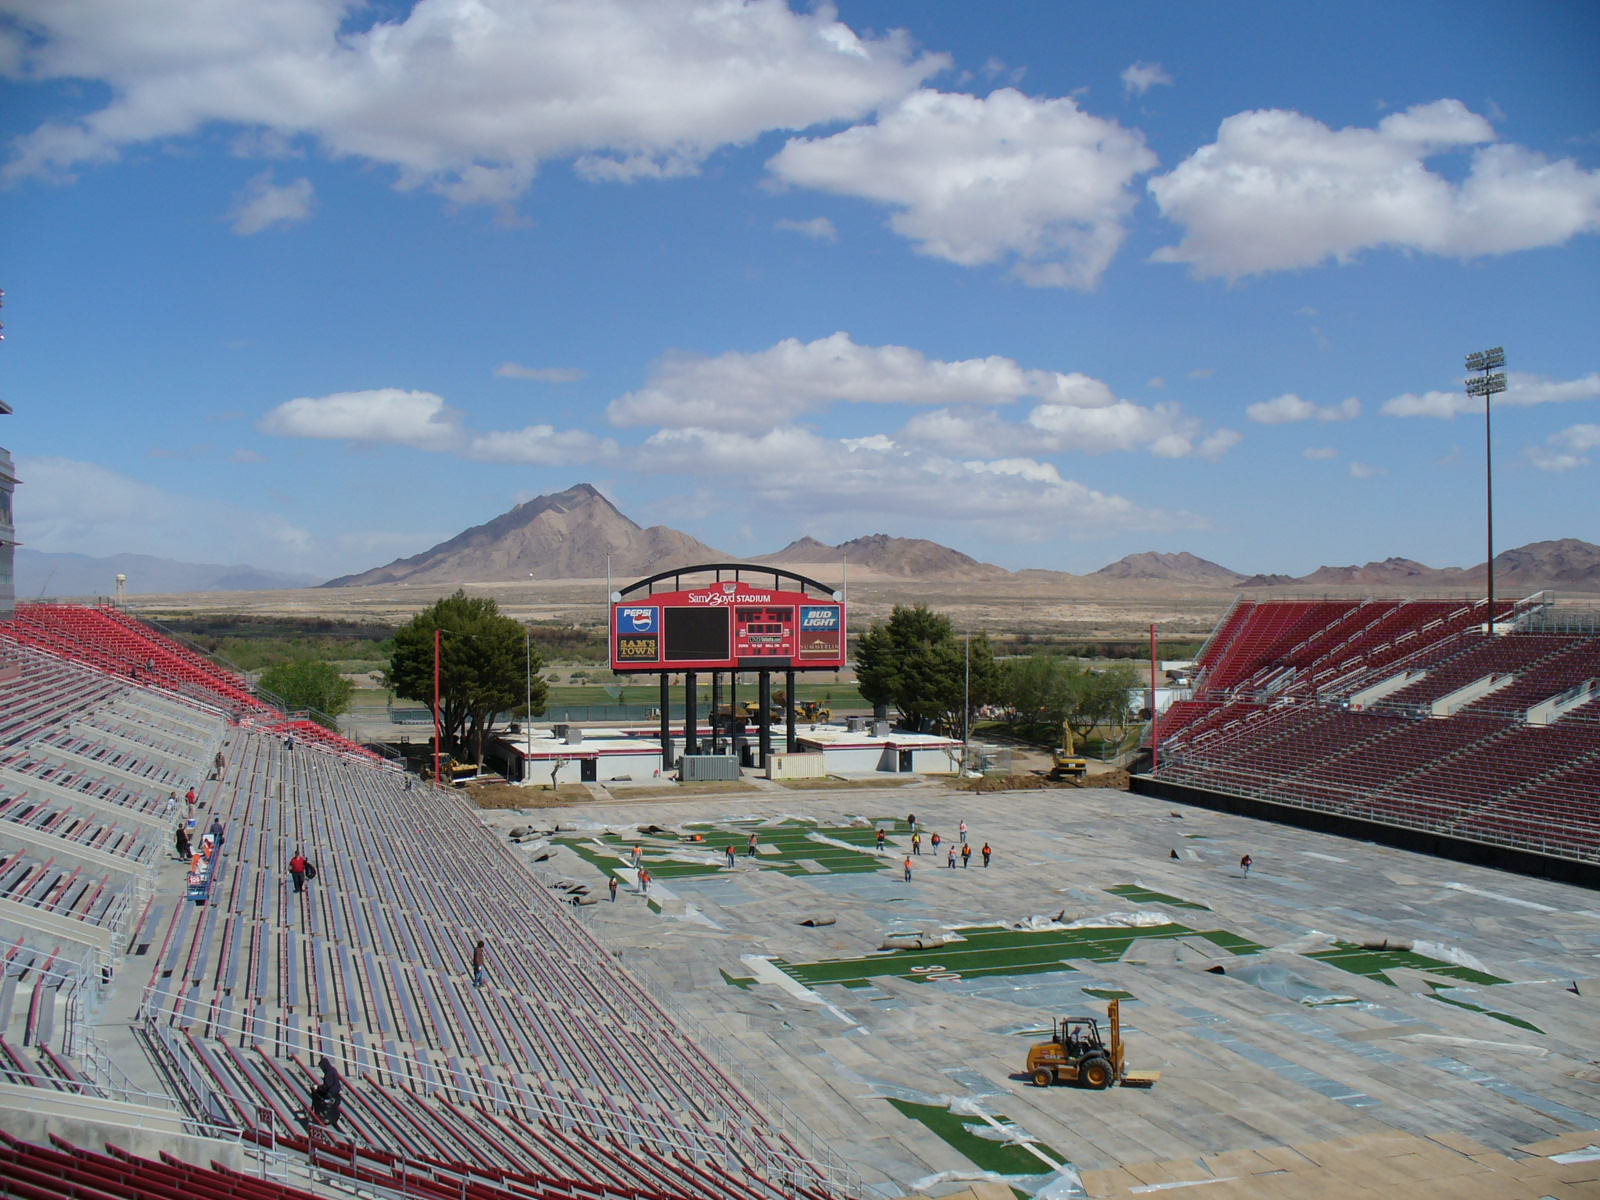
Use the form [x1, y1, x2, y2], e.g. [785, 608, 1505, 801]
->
[1464, 346, 1506, 636]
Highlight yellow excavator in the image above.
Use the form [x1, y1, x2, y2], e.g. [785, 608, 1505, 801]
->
[1049, 723, 1088, 780]
[1025, 999, 1159, 1089]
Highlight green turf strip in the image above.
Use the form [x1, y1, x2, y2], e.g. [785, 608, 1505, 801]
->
[884, 1098, 1058, 1190]
[1104, 884, 1210, 910]
[774, 921, 1266, 988]
[1423, 983, 1542, 1032]
[1303, 942, 1508, 987]
[557, 819, 893, 880]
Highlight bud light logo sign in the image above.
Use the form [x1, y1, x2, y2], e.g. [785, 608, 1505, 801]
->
[619, 606, 659, 634]
[800, 606, 839, 631]
[798, 605, 843, 660]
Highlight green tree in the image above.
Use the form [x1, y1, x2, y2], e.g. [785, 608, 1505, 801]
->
[998, 653, 1070, 728]
[388, 592, 547, 764]
[855, 605, 997, 733]
[996, 654, 1140, 751]
[1062, 661, 1140, 750]
[258, 659, 355, 729]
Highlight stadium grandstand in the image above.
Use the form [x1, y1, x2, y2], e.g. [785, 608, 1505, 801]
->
[1139, 593, 1600, 883]
[0, 603, 856, 1199]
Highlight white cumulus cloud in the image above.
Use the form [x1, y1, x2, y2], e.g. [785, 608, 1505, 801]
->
[260, 388, 465, 449]
[633, 426, 1201, 534]
[768, 87, 1157, 289]
[260, 386, 612, 463]
[901, 399, 1238, 461]
[775, 216, 838, 242]
[465, 426, 617, 465]
[607, 331, 1096, 431]
[1121, 61, 1172, 96]
[494, 362, 586, 382]
[1381, 371, 1600, 418]
[1246, 393, 1361, 424]
[2, 0, 943, 206]
[228, 173, 314, 234]
[1526, 424, 1600, 472]
[1149, 100, 1600, 278]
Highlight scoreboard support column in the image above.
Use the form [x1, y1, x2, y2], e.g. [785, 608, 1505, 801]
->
[785, 668, 797, 754]
[658, 674, 674, 772]
[710, 672, 723, 753]
[685, 671, 699, 756]
[758, 670, 772, 768]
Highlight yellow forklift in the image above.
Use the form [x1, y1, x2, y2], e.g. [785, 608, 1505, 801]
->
[1025, 999, 1159, 1089]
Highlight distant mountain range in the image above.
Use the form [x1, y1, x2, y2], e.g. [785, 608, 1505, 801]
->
[18, 485, 1595, 596]
[14, 549, 319, 598]
[320, 482, 1600, 593]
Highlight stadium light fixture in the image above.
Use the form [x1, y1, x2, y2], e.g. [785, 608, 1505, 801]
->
[1464, 346, 1508, 636]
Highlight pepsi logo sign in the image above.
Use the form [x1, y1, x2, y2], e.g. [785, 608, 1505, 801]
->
[619, 606, 659, 633]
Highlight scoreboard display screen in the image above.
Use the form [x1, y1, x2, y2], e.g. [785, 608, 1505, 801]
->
[611, 584, 844, 672]
[664, 606, 730, 661]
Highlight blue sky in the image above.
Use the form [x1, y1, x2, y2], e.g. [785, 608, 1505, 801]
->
[1, 0, 1597, 581]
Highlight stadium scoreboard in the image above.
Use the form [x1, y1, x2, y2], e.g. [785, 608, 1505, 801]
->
[611, 583, 845, 673]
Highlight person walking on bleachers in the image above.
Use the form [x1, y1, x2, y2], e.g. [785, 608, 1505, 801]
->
[876, 828, 886, 850]
[959, 820, 968, 844]
[725, 844, 736, 869]
[310, 1056, 342, 1126]
[982, 841, 992, 867]
[174, 823, 190, 860]
[289, 850, 309, 894]
[1240, 854, 1252, 878]
[639, 867, 652, 893]
[947, 845, 957, 869]
[912, 831, 922, 855]
[165, 792, 177, 817]
[608, 876, 619, 902]
[961, 842, 972, 868]
[212, 749, 226, 779]
[184, 786, 197, 810]
[471, 939, 487, 987]
[904, 855, 913, 882]
[747, 832, 758, 857]
[209, 817, 225, 850]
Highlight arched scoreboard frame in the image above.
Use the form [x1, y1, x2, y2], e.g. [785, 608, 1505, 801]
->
[609, 563, 845, 770]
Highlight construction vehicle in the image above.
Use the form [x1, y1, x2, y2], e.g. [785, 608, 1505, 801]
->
[1025, 999, 1159, 1089]
[1049, 723, 1088, 780]
[798, 700, 831, 723]
[743, 700, 786, 724]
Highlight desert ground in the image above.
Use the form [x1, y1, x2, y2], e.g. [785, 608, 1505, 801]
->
[120, 574, 1522, 643]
